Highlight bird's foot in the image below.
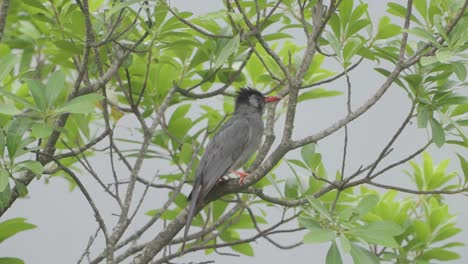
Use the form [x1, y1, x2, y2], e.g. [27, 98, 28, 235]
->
[231, 171, 249, 185]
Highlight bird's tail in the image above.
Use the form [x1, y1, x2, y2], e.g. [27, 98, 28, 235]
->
[181, 183, 202, 252]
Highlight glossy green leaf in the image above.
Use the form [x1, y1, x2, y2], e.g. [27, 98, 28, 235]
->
[0, 258, 24, 264]
[0, 103, 21, 116]
[307, 196, 331, 220]
[303, 228, 335, 243]
[414, 0, 428, 19]
[213, 35, 239, 69]
[0, 168, 9, 192]
[56, 94, 104, 114]
[339, 234, 351, 253]
[108, 0, 142, 16]
[0, 217, 36, 243]
[0, 182, 11, 209]
[407, 28, 441, 47]
[356, 194, 379, 217]
[435, 49, 452, 63]
[45, 71, 66, 108]
[456, 154, 468, 184]
[376, 16, 400, 39]
[31, 123, 54, 139]
[6, 118, 31, 159]
[0, 130, 4, 157]
[430, 118, 445, 147]
[343, 37, 364, 62]
[352, 221, 404, 248]
[232, 243, 254, 256]
[417, 107, 430, 128]
[421, 248, 460, 261]
[453, 62, 467, 81]
[14, 181, 28, 198]
[15, 160, 44, 177]
[326, 241, 343, 264]
[301, 143, 316, 167]
[298, 214, 321, 230]
[26, 79, 47, 111]
[0, 54, 18, 82]
[285, 176, 299, 198]
[298, 88, 342, 102]
[350, 244, 379, 264]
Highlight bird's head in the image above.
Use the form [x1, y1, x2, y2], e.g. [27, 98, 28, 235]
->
[235, 87, 280, 113]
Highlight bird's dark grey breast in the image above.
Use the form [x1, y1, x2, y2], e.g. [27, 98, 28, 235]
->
[230, 113, 264, 170]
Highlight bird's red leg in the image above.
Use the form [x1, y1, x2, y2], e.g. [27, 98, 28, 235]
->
[230, 171, 249, 184]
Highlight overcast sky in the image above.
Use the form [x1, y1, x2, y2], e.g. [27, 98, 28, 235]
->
[2, 1, 467, 264]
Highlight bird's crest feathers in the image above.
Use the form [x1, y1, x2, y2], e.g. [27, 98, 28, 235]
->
[235, 87, 264, 111]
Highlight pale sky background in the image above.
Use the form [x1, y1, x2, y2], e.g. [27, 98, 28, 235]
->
[2, 1, 468, 264]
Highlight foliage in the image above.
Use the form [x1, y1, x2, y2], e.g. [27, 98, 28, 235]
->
[0, 0, 466, 263]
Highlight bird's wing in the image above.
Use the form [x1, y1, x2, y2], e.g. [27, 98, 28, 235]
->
[198, 116, 252, 199]
[182, 117, 251, 250]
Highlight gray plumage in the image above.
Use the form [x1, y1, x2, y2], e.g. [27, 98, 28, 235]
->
[182, 88, 279, 250]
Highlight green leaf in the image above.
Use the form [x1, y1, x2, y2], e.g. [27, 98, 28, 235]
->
[307, 196, 331, 220]
[14, 181, 28, 197]
[350, 244, 379, 264]
[0, 258, 24, 264]
[414, 0, 427, 19]
[421, 248, 460, 261]
[407, 28, 441, 48]
[326, 241, 343, 264]
[351, 221, 404, 248]
[213, 35, 239, 69]
[356, 194, 379, 217]
[232, 243, 254, 256]
[7, 118, 31, 159]
[0, 168, 9, 192]
[298, 88, 342, 102]
[0, 54, 18, 82]
[430, 118, 445, 147]
[420, 55, 439, 66]
[15, 160, 44, 177]
[325, 31, 341, 57]
[287, 159, 308, 170]
[31, 123, 54, 139]
[417, 107, 430, 128]
[284, 176, 299, 198]
[108, 0, 142, 16]
[26, 79, 47, 111]
[456, 154, 468, 184]
[0, 89, 39, 110]
[0, 103, 22, 116]
[376, 16, 400, 39]
[0, 217, 36, 243]
[45, 71, 66, 108]
[435, 49, 451, 63]
[303, 228, 335, 243]
[298, 214, 321, 230]
[339, 234, 351, 253]
[301, 143, 316, 167]
[179, 143, 194, 164]
[0, 130, 4, 157]
[453, 62, 467, 81]
[56, 94, 104, 114]
[0, 183, 11, 209]
[343, 37, 364, 62]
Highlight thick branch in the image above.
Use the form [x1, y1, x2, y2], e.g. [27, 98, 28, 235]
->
[0, 0, 10, 41]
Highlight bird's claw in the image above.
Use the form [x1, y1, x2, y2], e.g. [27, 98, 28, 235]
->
[231, 171, 249, 185]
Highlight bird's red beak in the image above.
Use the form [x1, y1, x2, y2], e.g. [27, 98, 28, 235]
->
[264, 96, 281, 103]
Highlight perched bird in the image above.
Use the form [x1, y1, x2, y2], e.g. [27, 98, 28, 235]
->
[182, 88, 280, 250]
